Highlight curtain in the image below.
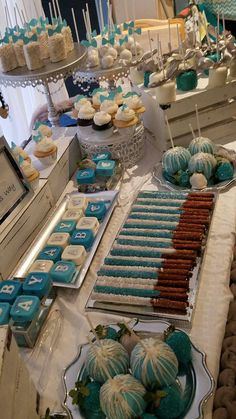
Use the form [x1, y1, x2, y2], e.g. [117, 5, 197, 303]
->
[0, 0, 69, 145]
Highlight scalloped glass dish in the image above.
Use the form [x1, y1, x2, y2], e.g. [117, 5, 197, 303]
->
[153, 146, 236, 192]
[62, 319, 214, 419]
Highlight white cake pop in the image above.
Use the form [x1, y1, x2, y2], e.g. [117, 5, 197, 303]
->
[106, 46, 118, 60]
[126, 36, 135, 49]
[130, 42, 143, 56]
[99, 45, 110, 57]
[87, 50, 99, 67]
[101, 54, 114, 69]
[120, 49, 132, 62]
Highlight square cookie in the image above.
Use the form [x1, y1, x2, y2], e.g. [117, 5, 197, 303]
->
[37, 246, 63, 262]
[63, 210, 83, 222]
[47, 233, 70, 248]
[50, 261, 76, 283]
[23, 272, 52, 299]
[67, 196, 87, 211]
[54, 220, 77, 235]
[70, 229, 94, 250]
[85, 202, 106, 220]
[0, 280, 22, 304]
[76, 217, 99, 234]
[10, 295, 40, 322]
[61, 245, 86, 265]
[76, 168, 96, 185]
[28, 260, 54, 273]
[96, 160, 115, 177]
[0, 302, 11, 325]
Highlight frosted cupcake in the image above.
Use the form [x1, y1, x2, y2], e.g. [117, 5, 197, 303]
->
[100, 96, 118, 119]
[19, 156, 39, 191]
[11, 141, 31, 163]
[114, 86, 124, 106]
[92, 88, 109, 110]
[92, 111, 113, 139]
[33, 132, 57, 166]
[123, 92, 145, 119]
[113, 104, 138, 135]
[73, 95, 91, 118]
[77, 103, 96, 139]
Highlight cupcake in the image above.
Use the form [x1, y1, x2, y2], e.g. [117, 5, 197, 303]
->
[11, 141, 31, 163]
[114, 86, 124, 106]
[77, 103, 96, 139]
[19, 156, 39, 191]
[92, 88, 109, 110]
[92, 111, 113, 139]
[113, 104, 138, 135]
[123, 92, 145, 118]
[33, 121, 52, 138]
[100, 96, 118, 119]
[73, 95, 91, 118]
[33, 132, 57, 166]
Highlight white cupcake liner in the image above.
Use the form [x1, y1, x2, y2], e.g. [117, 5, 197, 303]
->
[37, 149, 57, 167]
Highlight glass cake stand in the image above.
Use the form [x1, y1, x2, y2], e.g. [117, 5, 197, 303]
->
[0, 43, 87, 126]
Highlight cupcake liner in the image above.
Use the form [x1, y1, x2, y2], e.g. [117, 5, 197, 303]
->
[92, 121, 113, 131]
[77, 117, 93, 127]
[29, 175, 40, 191]
[93, 126, 114, 140]
[36, 148, 57, 167]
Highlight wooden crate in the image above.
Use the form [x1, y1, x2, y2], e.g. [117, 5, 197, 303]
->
[135, 77, 236, 151]
[0, 326, 40, 419]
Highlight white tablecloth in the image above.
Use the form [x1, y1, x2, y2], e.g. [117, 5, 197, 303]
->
[23, 137, 236, 418]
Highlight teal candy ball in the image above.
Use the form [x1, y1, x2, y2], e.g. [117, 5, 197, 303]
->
[131, 338, 178, 389]
[175, 170, 190, 187]
[188, 137, 214, 155]
[162, 147, 191, 175]
[215, 160, 234, 182]
[163, 170, 178, 185]
[188, 152, 217, 179]
[166, 331, 192, 365]
[176, 69, 198, 91]
[154, 384, 184, 419]
[82, 382, 105, 418]
[102, 326, 118, 340]
[100, 374, 147, 419]
[144, 71, 152, 87]
[85, 339, 129, 383]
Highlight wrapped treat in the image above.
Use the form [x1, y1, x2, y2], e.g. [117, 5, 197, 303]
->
[208, 66, 228, 89]
[0, 42, 18, 72]
[33, 131, 57, 166]
[113, 104, 138, 135]
[62, 20, 74, 53]
[13, 37, 26, 67]
[36, 28, 50, 59]
[23, 35, 44, 70]
[92, 87, 109, 110]
[19, 156, 39, 191]
[48, 26, 67, 63]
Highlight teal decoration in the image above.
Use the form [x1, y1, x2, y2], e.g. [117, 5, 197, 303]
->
[115, 86, 123, 94]
[11, 141, 17, 149]
[166, 330, 192, 365]
[102, 37, 109, 45]
[188, 152, 217, 180]
[175, 170, 190, 187]
[12, 34, 19, 43]
[30, 18, 38, 27]
[18, 155, 24, 165]
[52, 17, 59, 26]
[30, 34, 37, 42]
[48, 29, 54, 37]
[85, 339, 129, 383]
[92, 87, 106, 95]
[82, 382, 104, 416]
[144, 71, 151, 87]
[123, 91, 140, 98]
[215, 160, 234, 182]
[75, 95, 86, 103]
[100, 92, 115, 102]
[176, 69, 198, 92]
[131, 338, 178, 389]
[36, 27, 43, 35]
[2, 34, 10, 44]
[123, 21, 135, 30]
[114, 24, 121, 35]
[62, 19, 67, 27]
[203, 53, 219, 76]
[162, 147, 191, 175]
[33, 132, 43, 143]
[101, 25, 108, 36]
[188, 137, 214, 155]
[121, 104, 128, 111]
[154, 383, 184, 419]
[33, 121, 42, 130]
[82, 38, 97, 48]
[119, 35, 128, 46]
[91, 30, 97, 38]
[100, 374, 146, 419]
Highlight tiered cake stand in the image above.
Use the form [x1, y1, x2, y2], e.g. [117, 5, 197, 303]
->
[0, 43, 87, 126]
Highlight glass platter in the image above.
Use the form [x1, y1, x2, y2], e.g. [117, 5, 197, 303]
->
[62, 319, 214, 419]
[153, 146, 236, 193]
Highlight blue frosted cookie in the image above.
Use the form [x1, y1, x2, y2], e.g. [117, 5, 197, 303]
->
[10, 295, 40, 322]
[92, 151, 111, 162]
[50, 261, 76, 283]
[54, 220, 77, 235]
[37, 245, 63, 262]
[77, 168, 96, 185]
[70, 229, 95, 250]
[85, 202, 106, 220]
[96, 160, 115, 177]
[0, 302, 11, 325]
[23, 272, 52, 299]
[0, 280, 22, 304]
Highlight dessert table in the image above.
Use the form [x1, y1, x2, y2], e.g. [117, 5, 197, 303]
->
[20, 134, 236, 418]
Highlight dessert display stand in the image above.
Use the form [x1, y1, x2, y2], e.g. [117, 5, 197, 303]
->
[0, 44, 87, 127]
[134, 76, 236, 152]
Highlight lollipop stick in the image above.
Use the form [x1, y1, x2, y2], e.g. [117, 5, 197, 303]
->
[49, 2, 53, 24]
[148, 30, 153, 55]
[5, 1, 12, 27]
[15, 4, 24, 27]
[14, 7, 19, 30]
[124, 0, 129, 22]
[22, 0, 29, 21]
[189, 123, 196, 139]
[195, 104, 201, 137]
[217, 6, 220, 38]
[99, 0, 104, 32]
[168, 19, 171, 53]
[33, 0, 39, 19]
[52, 0, 57, 19]
[21, 9, 27, 26]
[222, 12, 226, 43]
[56, 0, 62, 21]
[165, 115, 175, 149]
[159, 40, 165, 79]
[71, 8, 80, 43]
[86, 3, 92, 34]
[5, 5, 9, 28]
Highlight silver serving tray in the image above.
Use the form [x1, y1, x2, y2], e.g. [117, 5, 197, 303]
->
[62, 319, 214, 419]
[153, 146, 236, 193]
[85, 191, 217, 327]
[13, 191, 118, 289]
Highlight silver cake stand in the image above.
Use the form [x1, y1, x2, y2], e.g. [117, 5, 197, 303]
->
[0, 43, 87, 126]
[74, 60, 131, 92]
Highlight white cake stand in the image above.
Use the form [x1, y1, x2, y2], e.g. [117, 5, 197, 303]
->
[0, 43, 87, 126]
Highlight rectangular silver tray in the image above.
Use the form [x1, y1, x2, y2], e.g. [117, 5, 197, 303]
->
[13, 191, 118, 289]
[85, 191, 217, 327]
